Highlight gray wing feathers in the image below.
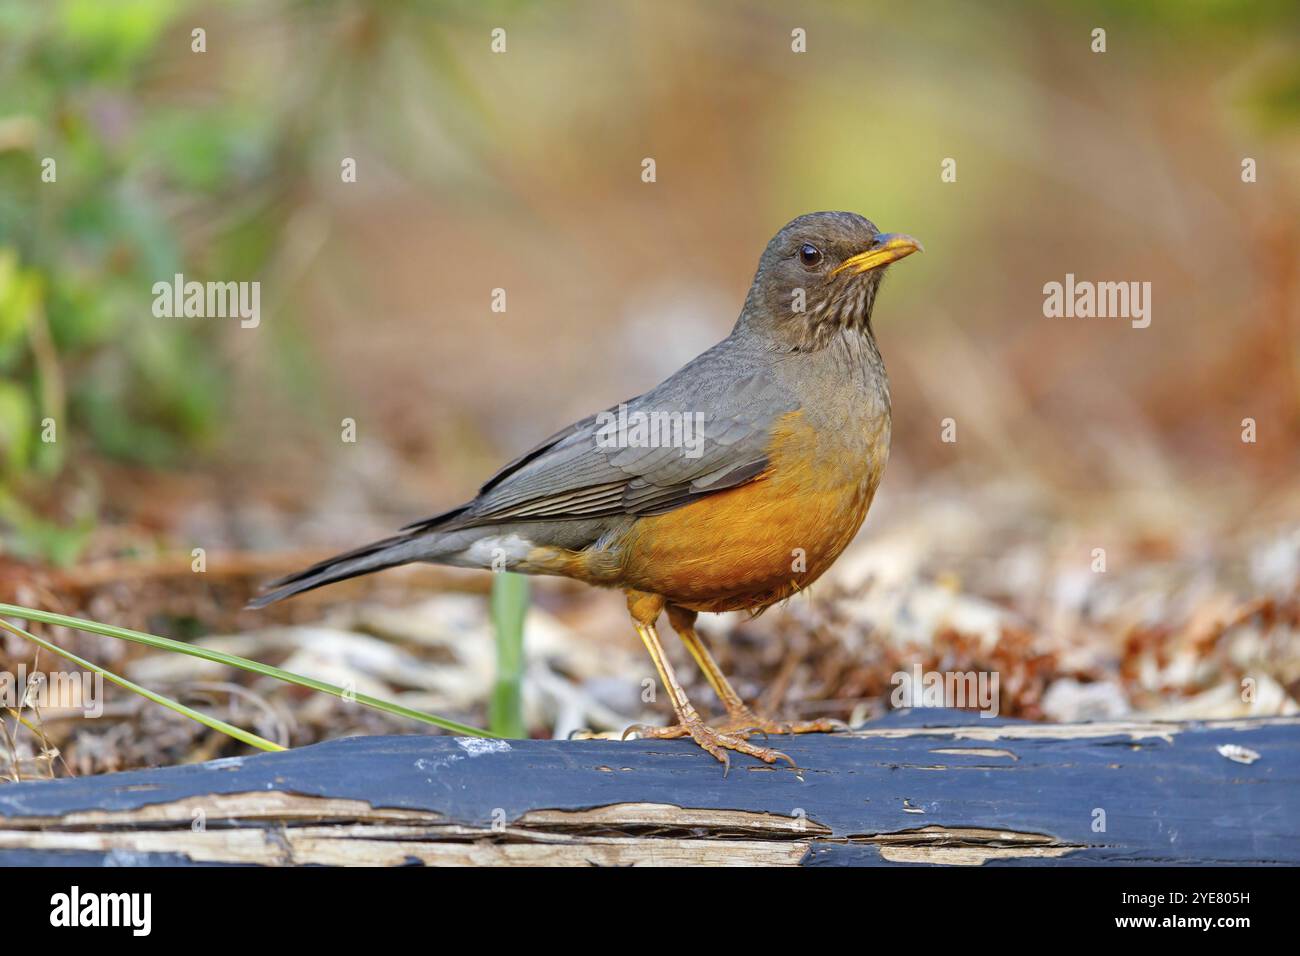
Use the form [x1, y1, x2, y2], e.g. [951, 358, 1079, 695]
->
[249, 341, 795, 608]
[425, 347, 798, 529]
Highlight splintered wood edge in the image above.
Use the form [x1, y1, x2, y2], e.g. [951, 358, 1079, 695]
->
[0, 820, 1083, 866]
[0, 791, 1089, 865]
[12, 794, 830, 838]
[852, 824, 1088, 865]
[1, 791, 445, 831]
[846, 716, 1300, 743]
[0, 828, 812, 867]
[929, 748, 1018, 759]
[878, 845, 1077, 865]
[515, 802, 834, 836]
[861, 825, 1060, 846]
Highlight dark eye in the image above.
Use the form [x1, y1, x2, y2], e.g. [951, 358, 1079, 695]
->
[798, 243, 823, 268]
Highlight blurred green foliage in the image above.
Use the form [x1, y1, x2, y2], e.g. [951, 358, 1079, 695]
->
[0, 0, 518, 564]
[0, 0, 224, 560]
[0, 0, 306, 563]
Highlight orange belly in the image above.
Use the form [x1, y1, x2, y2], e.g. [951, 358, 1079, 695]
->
[612, 410, 888, 612]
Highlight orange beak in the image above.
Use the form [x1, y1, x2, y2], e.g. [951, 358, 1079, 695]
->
[831, 233, 924, 276]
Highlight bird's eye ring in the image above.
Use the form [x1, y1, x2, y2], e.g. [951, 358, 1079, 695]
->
[798, 243, 823, 268]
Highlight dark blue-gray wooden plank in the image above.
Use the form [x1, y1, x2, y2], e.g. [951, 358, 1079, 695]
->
[1, 713, 1296, 865]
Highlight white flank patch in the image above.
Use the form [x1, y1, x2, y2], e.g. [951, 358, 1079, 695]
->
[452, 533, 535, 570]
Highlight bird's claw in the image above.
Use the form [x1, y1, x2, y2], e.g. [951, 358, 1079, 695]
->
[622, 722, 689, 741]
[715, 711, 848, 738]
[689, 723, 797, 773]
[621, 718, 799, 773]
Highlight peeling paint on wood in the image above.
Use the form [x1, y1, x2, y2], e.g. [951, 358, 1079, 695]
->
[0, 713, 1294, 866]
[929, 748, 1018, 760]
[517, 802, 833, 836]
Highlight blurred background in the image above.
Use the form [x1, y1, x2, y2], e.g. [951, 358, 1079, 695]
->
[1, 0, 1298, 777]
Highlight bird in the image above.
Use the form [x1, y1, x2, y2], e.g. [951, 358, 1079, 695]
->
[251, 211, 922, 770]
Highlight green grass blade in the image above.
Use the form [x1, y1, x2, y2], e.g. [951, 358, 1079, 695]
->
[0, 603, 497, 739]
[488, 572, 528, 738]
[0, 617, 286, 752]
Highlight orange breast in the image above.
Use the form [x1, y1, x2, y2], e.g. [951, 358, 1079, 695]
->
[612, 410, 887, 612]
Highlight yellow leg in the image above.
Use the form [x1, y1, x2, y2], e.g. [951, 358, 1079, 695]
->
[666, 603, 847, 738]
[667, 604, 749, 715]
[633, 621, 702, 729]
[623, 591, 795, 772]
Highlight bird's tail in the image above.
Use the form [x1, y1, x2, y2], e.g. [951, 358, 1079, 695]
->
[247, 531, 451, 609]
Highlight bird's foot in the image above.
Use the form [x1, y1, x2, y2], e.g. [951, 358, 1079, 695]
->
[712, 709, 848, 739]
[622, 717, 797, 774]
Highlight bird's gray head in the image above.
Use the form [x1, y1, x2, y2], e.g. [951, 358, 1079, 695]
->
[738, 211, 921, 351]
